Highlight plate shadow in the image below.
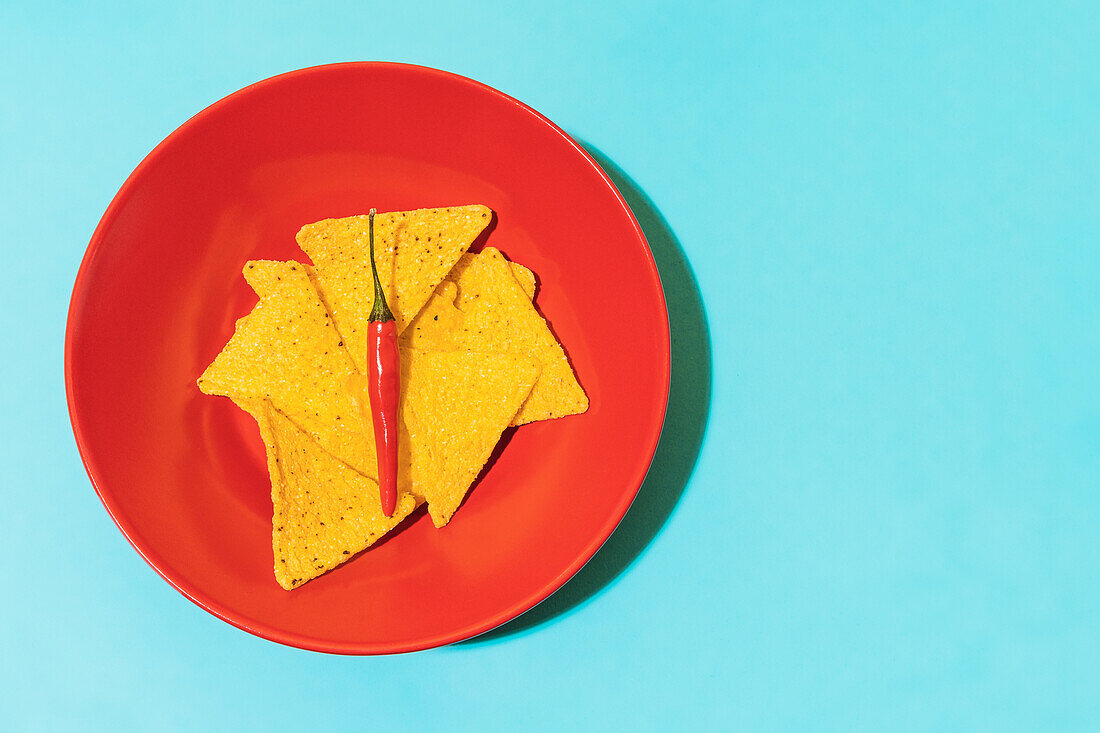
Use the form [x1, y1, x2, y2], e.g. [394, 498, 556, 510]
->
[460, 142, 713, 645]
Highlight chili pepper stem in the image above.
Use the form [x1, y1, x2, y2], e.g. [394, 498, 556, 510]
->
[368, 208, 394, 323]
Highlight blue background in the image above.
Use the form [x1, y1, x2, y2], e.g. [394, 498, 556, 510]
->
[3, 1, 1098, 729]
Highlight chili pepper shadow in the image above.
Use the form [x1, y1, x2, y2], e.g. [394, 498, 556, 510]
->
[459, 142, 712, 645]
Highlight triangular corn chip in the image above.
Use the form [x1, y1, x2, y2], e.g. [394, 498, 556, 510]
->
[398, 349, 539, 527]
[241, 399, 418, 590]
[297, 205, 492, 370]
[197, 260, 374, 474]
[403, 248, 588, 425]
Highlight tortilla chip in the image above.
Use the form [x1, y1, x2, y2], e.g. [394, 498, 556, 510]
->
[242, 399, 418, 590]
[399, 349, 539, 527]
[510, 262, 536, 299]
[197, 261, 373, 474]
[403, 248, 588, 425]
[297, 205, 492, 371]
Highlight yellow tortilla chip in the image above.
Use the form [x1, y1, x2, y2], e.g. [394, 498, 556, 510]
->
[197, 261, 373, 475]
[510, 261, 536, 299]
[403, 248, 588, 425]
[243, 399, 418, 590]
[297, 205, 492, 371]
[399, 349, 539, 527]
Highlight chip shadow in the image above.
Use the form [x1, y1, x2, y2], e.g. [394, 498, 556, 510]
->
[458, 142, 713, 645]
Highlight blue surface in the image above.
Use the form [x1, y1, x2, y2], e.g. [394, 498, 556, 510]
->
[3, 1, 1099, 729]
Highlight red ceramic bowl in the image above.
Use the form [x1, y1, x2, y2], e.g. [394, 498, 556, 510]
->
[66, 63, 670, 654]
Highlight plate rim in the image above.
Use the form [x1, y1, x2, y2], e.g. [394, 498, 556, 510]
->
[64, 61, 671, 654]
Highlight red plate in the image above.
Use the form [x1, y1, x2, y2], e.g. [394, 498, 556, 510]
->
[66, 63, 670, 654]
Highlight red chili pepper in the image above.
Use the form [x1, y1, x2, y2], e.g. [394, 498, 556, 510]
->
[365, 208, 400, 516]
